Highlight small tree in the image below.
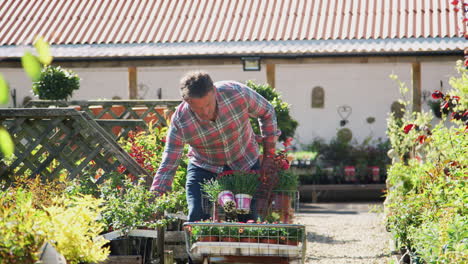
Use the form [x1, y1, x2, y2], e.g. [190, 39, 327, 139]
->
[32, 65, 80, 100]
[245, 80, 298, 142]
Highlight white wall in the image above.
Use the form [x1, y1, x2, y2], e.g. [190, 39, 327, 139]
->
[71, 67, 129, 100]
[1, 69, 35, 107]
[138, 65, 267, 99]
[0, 67, 129, 107]
[275, 63, 412, 145]
[0, 60, 461, 145]
[420, 61, 459, 113]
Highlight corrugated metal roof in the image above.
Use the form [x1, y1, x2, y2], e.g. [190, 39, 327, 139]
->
[0, 37, 463, 58]
[0, 0, 465, 56]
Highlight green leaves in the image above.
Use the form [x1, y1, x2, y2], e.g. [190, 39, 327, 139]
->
[21, 52, 42, 81]
[20, 38, 53, 82]
[0, 74, 8, 104]
[0, 127, 14, 158]
[34, 37, 53, 65]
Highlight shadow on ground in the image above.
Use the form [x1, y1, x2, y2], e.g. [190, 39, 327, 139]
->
[306, 253, 391, 262]
[306, 231, 358, 245]
[298, 204, 359, 215]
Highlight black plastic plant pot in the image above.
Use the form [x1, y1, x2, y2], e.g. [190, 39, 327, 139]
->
[109, 237, 159, 264]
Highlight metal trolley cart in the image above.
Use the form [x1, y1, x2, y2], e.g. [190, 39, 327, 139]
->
[184, 191, 307, 264]
[184, 222, 306, 264]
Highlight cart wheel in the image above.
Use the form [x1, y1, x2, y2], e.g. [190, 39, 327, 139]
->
[202, 256, 210, 264]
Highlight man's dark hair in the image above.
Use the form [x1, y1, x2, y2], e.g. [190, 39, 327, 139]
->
[180, 71, 214, 100]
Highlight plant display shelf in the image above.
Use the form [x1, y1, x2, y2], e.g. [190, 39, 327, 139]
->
[299, 184, 386, 203]
[184, 222, 306, 264]
[101, 228, 164, 264]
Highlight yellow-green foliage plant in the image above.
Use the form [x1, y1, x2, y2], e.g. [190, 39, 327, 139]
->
[43, 194, 110, 264]
[0, 186, 110, 264]
[0, 188, 48, 264]
[385, 61, 468, 264]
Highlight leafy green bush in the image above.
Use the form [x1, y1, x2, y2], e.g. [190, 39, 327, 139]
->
[245, 80, 298, 142]
[32, 65, 80, 100]
[385, 61, 467, 263]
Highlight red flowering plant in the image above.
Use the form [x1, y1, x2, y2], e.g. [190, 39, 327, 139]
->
[272, 137, 298, 192]
[117, 124, 168, 182]
[385, 61, 467, 263]
[450, 0, 468, 68]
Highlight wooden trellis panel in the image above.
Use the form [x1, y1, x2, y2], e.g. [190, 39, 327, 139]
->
[95, 119, 148, 140]
[0, 108, 151, 185]
[25, 100, 180, 138]
[25, 100, 180, 123]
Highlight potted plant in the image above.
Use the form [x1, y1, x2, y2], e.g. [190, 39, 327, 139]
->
[260, 227, 286, 244]
[32, 65, 80, 100]
[218, 170, 259, 214]
[238, 226, 261, 243]
[280, 227, 304, 246]
[219, 225, 240, 242]
[272, 169, 298, 223]
[95, 177, 180, 263]
[191, 222, 221, 242]
[201, 178, 231, 218]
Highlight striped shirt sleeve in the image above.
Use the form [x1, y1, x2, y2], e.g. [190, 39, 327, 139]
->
[239, 83, 279, 143]
[150, 121, 185, 194]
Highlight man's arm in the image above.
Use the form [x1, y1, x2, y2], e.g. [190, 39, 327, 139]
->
[238, 82, 280, 171]
[150, 122, 185, 195]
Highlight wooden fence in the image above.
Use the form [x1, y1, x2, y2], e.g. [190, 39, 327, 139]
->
[25, 99, 181, 139]
[0, 108, 151, 184]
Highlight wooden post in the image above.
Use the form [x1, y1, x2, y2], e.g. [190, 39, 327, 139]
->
[266, 64, 276, 89]
[128, 67, 137, 99]
[411, 62, 421, 112]
[164, 250, 174, 264]
[157, 226, 165, 264]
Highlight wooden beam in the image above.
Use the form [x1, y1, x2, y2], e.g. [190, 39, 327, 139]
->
[128, 66, 137, 99]
[411, 62, 421, 112]
[1, 55, 459, 68]
[266, 63, 276, 88]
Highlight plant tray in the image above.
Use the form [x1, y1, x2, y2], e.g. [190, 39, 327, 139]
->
[190, 241, 302, 258]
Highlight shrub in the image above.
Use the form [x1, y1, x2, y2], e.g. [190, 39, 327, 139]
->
[245, 80, 298, 142]
[43, 194, 109, 264]
[0, 188, 48, 264]
[0, 187, 109, 264]
[32, 65, 80, 100]
[118, 124, 189, 192]
[384, 61, 467, 263]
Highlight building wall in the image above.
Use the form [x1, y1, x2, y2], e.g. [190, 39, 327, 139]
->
[276, 63, 411, 145]
[138, 65, 267, 99]
[0, 59, 460, 145]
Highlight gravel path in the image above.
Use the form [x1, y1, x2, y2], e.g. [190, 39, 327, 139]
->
[295, 202, 392, 264]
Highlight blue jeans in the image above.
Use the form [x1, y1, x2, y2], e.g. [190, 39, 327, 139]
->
[186, 160, 260, 222]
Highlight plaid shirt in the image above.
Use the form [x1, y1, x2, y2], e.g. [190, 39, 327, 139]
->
[150, 81, 279, 193]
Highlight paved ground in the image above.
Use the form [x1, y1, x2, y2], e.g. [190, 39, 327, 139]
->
[295, 202, 393, 264]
